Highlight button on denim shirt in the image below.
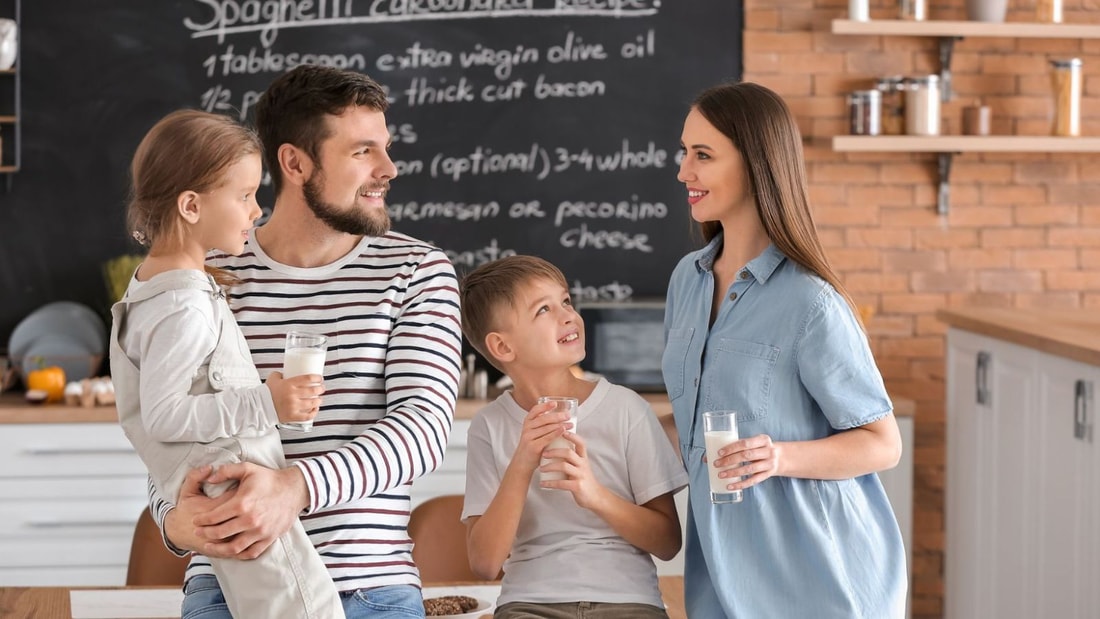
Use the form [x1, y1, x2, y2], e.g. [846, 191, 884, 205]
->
[662, 238, 907, 619]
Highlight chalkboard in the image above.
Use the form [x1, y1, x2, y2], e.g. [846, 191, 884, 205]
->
[0, 0, 742, 345]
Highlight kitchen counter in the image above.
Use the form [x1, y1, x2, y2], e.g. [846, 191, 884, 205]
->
[937, 306, 1100, 367]
[0, 577, 687, 619]
[0, 390, 912, 424]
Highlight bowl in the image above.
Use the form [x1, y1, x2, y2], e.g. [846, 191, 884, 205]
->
[8, 301, 106, 359]
[422, 585, 498, 619]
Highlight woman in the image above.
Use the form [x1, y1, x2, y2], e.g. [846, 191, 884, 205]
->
[662, 81, 907, 618]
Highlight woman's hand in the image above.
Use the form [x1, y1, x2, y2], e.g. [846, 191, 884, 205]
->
[712, 434, 782, 491]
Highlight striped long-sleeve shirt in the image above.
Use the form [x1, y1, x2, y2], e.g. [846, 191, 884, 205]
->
[150, 230, 462, 592]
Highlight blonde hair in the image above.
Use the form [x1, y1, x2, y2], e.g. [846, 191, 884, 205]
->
[460, 256, 569, 369]
[128, 109, 261, 286]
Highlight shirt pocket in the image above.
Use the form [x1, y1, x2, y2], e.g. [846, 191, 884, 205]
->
[705, 338, 780, 423]
[661, 327, 695, 401]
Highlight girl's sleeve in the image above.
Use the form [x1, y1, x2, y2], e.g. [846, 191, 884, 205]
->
[136, 294, 277, 443]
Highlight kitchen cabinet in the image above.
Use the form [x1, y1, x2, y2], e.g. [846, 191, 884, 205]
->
[944, 327, 1097, 618]
[0, 423, 149, 586]
[830, 19, 1100, 214]
[1034, 355, 1099, 618]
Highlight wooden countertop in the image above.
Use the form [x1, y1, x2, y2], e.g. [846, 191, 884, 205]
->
[0, 577, 686, 619]
[0, 388, 913, 424]
[938, 306, 1100, 368]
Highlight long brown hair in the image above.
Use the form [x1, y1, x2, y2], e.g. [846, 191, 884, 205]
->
[128, 109, 261, 286]
[692, 82, 861, 324]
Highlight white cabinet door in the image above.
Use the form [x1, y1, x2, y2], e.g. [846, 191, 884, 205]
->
[1035, 355, 1097, 619]
[945, 329, 1036, 619]
[981, 338, 1036, 619]
[945, 328, 989, 619]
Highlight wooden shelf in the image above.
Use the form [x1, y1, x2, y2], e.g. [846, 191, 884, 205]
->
[833, 135, 1100, 153]
[0, 69, 15, 75]
[0, 165, 18, 173]
[0, 115, 16, 123]
[832, 19, 1100, 38]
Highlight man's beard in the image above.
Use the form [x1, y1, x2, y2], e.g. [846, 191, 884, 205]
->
[302, 169, 391, 237]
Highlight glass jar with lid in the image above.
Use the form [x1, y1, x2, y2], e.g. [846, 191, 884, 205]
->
[875, 76, 906, 135]
[1051, 58, 1082, 137]
[904, 75, 941, 136]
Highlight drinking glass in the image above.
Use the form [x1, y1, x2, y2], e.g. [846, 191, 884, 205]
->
[703, 410, 744, 504]
[279, 331, 327, 432]
[537, 396, 578, 486]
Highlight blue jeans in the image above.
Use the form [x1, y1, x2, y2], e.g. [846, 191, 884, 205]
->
[182, 574, 425, 618]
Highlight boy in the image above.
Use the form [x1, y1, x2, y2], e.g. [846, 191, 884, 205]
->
[459, 255, 688, 619]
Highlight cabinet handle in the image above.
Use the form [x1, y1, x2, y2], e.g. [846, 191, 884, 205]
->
[22, 447, 135, 456]
[1074, 379, 1092, 442]
[976, 351, 991, 406]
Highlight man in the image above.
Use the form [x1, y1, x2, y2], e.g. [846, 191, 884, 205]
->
[151, 65, 461, 618]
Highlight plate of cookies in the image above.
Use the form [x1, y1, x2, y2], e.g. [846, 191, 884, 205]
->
[422, 585, 499, 619]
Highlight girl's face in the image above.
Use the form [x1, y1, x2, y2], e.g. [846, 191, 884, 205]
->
[193, 153, 263, 256]
[677, 108, 754, 224]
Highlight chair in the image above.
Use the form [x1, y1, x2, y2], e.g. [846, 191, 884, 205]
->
[126, 508, 190, 586]
[409, 494, 493, 582]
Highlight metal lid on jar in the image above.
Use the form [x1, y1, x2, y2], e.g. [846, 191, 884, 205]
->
[1051, 58, 1083, 68]
[848, 89, 881, 103]
[906, 74, 940, 86]
[875, 75, 907, 90]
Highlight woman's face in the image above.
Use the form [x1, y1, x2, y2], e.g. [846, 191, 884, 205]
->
[677, 108, 754, 224]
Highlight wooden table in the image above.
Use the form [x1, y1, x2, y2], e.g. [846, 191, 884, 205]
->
[0, 577, 685, 619]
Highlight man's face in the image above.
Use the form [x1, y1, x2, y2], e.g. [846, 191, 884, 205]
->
[303, 106, 398, 236]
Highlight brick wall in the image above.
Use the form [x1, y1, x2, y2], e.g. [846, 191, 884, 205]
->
[743, 1, 1100, 616]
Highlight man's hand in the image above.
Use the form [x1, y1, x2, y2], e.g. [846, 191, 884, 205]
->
[190, 462, 310, 560]
[165, 465, 236, 553]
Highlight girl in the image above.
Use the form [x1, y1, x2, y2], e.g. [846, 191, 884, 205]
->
[109, 110, 344, 619]
[663, 82, 907, 618]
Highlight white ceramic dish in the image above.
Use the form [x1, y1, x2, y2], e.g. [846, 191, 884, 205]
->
[8, 301, 106, 359]
[422, 585, 500, 619]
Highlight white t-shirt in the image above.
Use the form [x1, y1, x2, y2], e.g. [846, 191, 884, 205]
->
[462, 378, 688, 607]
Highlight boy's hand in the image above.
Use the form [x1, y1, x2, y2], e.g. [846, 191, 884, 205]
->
[513, 402, 573, 474]
[266, 371, 324, 425]
[540, 433, 605, 510]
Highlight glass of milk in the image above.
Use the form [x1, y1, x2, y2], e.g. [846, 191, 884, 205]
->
[536, 396, 578, 486]
[279, 331, 327, 432]
[703, 410, 744, 504]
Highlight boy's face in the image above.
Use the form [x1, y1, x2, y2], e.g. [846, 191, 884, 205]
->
[490, 277, 586, 370]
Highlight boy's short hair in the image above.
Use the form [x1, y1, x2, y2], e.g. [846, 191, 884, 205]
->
[460, 255, 570, 367]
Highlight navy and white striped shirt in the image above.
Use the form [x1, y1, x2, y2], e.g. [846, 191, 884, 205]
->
[151, 230, 461, 592]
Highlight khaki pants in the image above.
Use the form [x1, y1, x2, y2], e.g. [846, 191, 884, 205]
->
[495, 601, 670, 619]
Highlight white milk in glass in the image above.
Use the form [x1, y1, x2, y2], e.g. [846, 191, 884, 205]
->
[283, 348, 325, 377]
[705, 429, 742, 501]
[537, 397, 578, 484]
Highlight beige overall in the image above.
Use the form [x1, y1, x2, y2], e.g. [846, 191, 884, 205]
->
[110, 270, 344, 619]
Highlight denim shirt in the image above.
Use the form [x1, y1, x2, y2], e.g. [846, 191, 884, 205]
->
[662, 238, 907, 618]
